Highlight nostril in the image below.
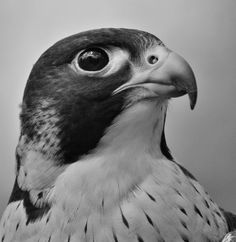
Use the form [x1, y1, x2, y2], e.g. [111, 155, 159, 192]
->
[147, 55, 159, 65]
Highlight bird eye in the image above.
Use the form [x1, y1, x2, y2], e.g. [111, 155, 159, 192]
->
[78, 48, 109, 71]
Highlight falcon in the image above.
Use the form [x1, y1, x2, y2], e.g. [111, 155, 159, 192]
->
[0, 28, 235, 242]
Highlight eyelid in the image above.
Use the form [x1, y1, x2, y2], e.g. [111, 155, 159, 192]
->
[77, 46, 110, 58]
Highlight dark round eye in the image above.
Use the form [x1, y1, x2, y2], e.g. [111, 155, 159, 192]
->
[147, 55, 159, 65]
[78, 48, 109, 71]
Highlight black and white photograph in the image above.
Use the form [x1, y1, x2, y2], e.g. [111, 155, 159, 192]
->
[0, 0, 235, 241]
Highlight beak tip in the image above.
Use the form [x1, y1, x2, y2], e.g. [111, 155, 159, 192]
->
[189, 91, 197, 110]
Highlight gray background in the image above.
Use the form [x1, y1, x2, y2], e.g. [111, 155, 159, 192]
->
[0, 0, 235, 217]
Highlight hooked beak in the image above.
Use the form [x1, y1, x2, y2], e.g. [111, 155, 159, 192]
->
[113, 47, 197, 110]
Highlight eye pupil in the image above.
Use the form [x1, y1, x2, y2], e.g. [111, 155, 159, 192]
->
[78, 48, 109, 71]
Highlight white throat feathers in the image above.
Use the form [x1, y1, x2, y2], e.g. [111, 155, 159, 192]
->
[52, 100, 168, 217]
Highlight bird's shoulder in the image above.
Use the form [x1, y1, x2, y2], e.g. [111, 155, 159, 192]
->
[221, 209, 236, 232]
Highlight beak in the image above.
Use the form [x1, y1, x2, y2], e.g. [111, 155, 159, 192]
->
[113, 47, 197, 110]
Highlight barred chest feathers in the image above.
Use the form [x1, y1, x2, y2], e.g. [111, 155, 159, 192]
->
[43, 101, 227, 242]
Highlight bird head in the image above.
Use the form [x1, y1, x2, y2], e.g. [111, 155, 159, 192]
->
[19, 28, 197, 166]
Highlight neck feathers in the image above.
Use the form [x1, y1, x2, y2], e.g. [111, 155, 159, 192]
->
[99, 100, 168, 157]
[52, 101, 169, 213]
